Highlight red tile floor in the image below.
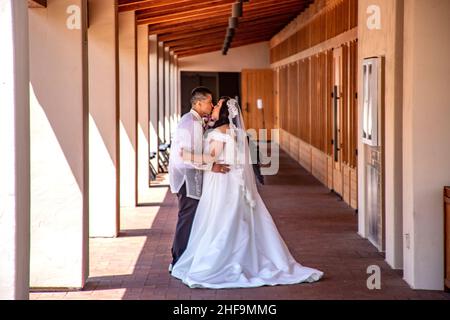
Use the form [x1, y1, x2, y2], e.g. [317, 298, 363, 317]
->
[30, 150, 450, 300]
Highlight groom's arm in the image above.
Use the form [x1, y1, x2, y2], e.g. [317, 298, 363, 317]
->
[176, 119, 215, 172]
[182, 139, 230, 174]
[182, 140, 224, 165]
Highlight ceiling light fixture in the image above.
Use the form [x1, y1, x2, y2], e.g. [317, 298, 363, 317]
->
[223, 1, 246, 55]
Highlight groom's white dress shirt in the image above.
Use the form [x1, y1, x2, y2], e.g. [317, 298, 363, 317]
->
[169, 109, 213, 200]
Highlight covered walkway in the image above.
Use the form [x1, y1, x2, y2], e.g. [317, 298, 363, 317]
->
[2, 0, 450, 300]
[30, 151, 450, 300]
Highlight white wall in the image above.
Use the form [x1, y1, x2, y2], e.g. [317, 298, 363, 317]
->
[149, 35, 159, 173]
[88, 0, 119, 237]
[164, 47, 171, 142]
[357, 0, 404, 270]
[179, 41, 270, 72]
[28, 0, 89, 288]
[158, 41, 165, 144]
[0, 0, 30, 299]
[119, 11, 137, 207]
[137, 24, 150, 204]
[403, 0, 450, 290]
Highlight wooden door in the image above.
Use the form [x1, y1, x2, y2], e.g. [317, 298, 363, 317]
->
[332, 47, 344, 196]
[241, 69, 274, 141]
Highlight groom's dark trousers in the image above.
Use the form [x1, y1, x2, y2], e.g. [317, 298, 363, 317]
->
[171, 183, 199, 266]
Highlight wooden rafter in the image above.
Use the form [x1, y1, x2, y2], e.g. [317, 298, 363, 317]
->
[136, 0, 235, 19]
[149, 10, 299, 34]
[161, 21, 286, 44]
[176, 38, 269, 57]
[119, 0, 216, 12]
[164, 24, 284, 48]
[28, 0, 47, 8]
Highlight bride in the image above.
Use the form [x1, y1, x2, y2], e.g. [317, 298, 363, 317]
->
[170, 97, 324, 289]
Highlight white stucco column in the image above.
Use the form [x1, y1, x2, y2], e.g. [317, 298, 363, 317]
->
[357, 0, 405, 271]
[28, 0, 89, 288]
[88, 0, 119, 237]
[176, 57, 181, 121]
[0, 0, 30, 300]
[149, 35, 159, 174]
[164, 46, 171, 143]
[119, 11, 137, 207]
[403, 0, 450, 290]
[170, 51, 176, 137]
[175, 56, 181, 122]
[158, 41, 165, 147]
[137, 24, 150, 203]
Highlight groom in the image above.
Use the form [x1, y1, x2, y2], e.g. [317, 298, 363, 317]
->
[168, 87, 230, 272]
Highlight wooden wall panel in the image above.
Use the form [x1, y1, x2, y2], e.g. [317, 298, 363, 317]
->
[327, 156, 334, 189]
[299, 140, 312, 172]
[271, 0, 358, 64]
[342, 44, 350, 165]
[274, 69, 279, 129]
[326, 49, 334, 156]
[281, 129, 289, 151]
[288, 63, 299, 137]
[350, 167, 358, 209]
[310, 53, 327, 153]
[343, 164, 351, 204]
[298, 59, 310, 143]
[349, 0, 358, 29]
[273, 0, 358, 211]
[349, 40, 358, 168]
[312, 147, 328, 185]
[290, 134, 300, 162]
[279, 66, 288, 131]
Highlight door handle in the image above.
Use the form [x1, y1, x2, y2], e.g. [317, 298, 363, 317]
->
[333, 85, 339, 162]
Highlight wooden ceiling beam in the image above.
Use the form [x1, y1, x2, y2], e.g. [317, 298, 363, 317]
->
[168, 31, 272, 50]
[175, 38, 269, 57]
[159, 20, 286, 43]
[137, 0, 301, 19]
[137, 0, 306, 25]
[149, 16, 228, 33]
[28, 0, 47, 8]
[147, 9, 298, 33]
[158, 26, 227, 42]
[139, 0, 306, 25]
[121, 0, 313, 56]
[163, 24, 285, 48]
[119, 0, 214, 12]
[138, 5, 231, 25]
[136, 0, 234, 18]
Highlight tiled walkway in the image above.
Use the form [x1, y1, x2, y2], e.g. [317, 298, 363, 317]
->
[31, 150, 450, 300]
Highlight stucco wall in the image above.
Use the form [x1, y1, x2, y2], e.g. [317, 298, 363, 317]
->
[403, 0, 450, 290]
[357, 0, 404, 270]
[28, 0, 89, 288]
[179, 41, 270, 72]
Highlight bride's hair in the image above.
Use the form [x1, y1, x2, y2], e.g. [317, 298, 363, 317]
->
[212, 96, 239, 129]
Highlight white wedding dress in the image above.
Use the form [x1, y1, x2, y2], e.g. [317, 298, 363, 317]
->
[171, 128, 324, 289]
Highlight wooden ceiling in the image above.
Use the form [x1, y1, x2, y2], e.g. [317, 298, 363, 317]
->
[118, 0, 314, 58]
[28, 0, 47, 8]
